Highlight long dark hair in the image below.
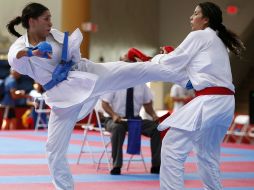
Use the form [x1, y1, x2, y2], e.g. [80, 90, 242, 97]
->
[6, 3, 49, 38]
[199, 2, 245, 57]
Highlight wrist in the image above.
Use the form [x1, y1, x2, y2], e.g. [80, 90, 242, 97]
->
[27, 48, 33, 57]
[112, 113, 118, 118]
[17, 50, 31, 59]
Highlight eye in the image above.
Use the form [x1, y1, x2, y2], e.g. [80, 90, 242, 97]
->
[44, 17, 51, 22]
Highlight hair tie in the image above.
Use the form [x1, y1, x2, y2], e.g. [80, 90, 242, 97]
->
[15, 16, 22, 23]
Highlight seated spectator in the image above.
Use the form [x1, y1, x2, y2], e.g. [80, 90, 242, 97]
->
[170, 84, 195, 112]
[1, 69, 31, 130]
[25, 82, 47, 129]
[101, 50, 161, 175]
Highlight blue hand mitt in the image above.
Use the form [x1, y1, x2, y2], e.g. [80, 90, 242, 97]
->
[27, 41, 52, 58]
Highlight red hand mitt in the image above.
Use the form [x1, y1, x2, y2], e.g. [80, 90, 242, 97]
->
[127, 48, 151, 62]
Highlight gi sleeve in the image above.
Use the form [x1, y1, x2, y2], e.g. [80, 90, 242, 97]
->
[8, 37, 29, 75]
[151, 30, 209, 87]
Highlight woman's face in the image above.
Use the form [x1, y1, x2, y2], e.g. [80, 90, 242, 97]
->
[190, 6, 209, 31]
[29, 10, 52, 37]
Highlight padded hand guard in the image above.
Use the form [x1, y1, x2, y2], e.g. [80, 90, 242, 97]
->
[28, 41, 53, 58]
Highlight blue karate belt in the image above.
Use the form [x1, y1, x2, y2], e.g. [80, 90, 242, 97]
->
[43, 32, 73, 91]
[185, 80, 193, 90]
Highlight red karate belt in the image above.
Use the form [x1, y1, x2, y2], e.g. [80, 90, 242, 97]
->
[195, 87, 234, 96]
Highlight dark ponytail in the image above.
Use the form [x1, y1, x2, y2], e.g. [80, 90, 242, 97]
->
[6, 3, 49, 38]
[6, 16, 22, 37]
[199, 2, 245, 57]
[217, 24, 245, 57]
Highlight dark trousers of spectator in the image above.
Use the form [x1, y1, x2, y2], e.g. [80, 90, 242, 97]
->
[105, 119, 161, 168]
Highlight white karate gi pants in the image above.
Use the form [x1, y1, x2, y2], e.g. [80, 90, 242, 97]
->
[46, 103, 83, 190]
[160, 125, 229, 190]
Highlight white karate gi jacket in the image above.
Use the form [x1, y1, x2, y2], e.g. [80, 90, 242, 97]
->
[8, 28, 101, 120]
[152, 27, 235, 132]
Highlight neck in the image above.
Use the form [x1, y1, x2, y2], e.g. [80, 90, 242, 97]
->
[28, 31, 46, 46]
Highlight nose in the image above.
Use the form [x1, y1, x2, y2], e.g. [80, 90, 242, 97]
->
[190, 15, 193, 21]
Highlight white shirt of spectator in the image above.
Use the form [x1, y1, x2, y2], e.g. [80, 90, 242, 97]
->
[101, 84, 153, 118]
[170, 84, 188, 112]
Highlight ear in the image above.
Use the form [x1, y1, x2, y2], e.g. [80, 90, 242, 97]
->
[28, 18, 35, 28]
[203, 17, 209, 25]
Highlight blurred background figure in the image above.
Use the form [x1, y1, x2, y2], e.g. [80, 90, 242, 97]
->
[23, 82, 47, 129]
[170, 84, 195, 112]
[1, 69, 31, 130]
